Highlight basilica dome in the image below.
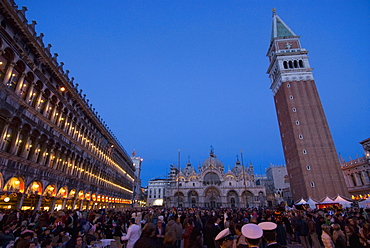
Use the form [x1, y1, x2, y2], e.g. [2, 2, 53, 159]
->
[202, 152, 224, 170]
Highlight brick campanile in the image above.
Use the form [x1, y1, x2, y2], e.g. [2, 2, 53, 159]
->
[266, 12, 349, 201]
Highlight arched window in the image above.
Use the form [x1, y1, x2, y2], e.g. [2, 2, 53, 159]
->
[29, 81, 43, 108]
[204, 172, 221, 185]
[288, 61, 293, 68]
[21, 72, 33, 100]
[299, 60, 304, 68]
[294, 60, 298, 68]
[283, 61, 288, 69]
[0, 48, 14, 81]
[2, 126, 14, 152]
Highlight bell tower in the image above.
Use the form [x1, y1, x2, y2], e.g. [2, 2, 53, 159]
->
[266, 12, 349, 201]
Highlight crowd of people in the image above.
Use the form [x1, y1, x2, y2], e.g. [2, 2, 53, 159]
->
[0, 205, 369, 248]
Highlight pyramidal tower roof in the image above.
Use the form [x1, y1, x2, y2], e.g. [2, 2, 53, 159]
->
[270, 11, 296, 42]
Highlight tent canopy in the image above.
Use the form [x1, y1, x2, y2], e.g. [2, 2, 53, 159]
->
[295, 198, 307, 205]
[332, 195, 352, 208]
[359, 198, 370, 209]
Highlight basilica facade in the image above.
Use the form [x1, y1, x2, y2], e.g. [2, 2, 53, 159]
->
[164, 151, 266, 208]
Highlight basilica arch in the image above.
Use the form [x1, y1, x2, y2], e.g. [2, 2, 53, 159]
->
[187, 190, 199, 207]
[241, 190, 254, 208]
[174, 191, 185, 207]
[204, 187, 221, 208]
[227, 190, 239, 208]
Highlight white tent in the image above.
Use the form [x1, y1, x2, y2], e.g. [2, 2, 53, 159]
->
[319, 196, 335, 204]
[333, 195, 353, 208]
[306, 197, 318, 209]
[295, 198, 307, 205]
[359, 198, 370, 209]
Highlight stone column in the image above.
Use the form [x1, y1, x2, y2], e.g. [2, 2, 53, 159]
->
[72, 198, 78, 210]
[2, 62, 15, 85]
[79, 200, 84, 210]
[354, 173, 362, 186]
[62, 199, 67, 210]
[50, 198, 56, 213]
[25, 83, 34, 104]
[361, 171, 370, 184]
[14, 73, 26, 95]
[15, 194, 25, 209]
[35, 196, 44, 211]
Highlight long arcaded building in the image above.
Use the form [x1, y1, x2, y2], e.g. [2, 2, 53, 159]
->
[0, 0, 136, 210]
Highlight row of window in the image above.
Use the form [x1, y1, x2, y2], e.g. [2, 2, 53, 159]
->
[283, 60, 304, 69]
[0, 119, 133, 196]
[0, 48, 133, 182]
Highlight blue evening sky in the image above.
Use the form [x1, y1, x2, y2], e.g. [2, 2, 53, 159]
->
[15, 0, 370, 186]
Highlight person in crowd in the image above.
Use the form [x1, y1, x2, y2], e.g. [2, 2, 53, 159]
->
[113, 223, 125, 246]
[214, 228, 235, 248]
[121, 218, 141, 248]
[332, 223, 346, 248]
[241, 224, 263, 248]
[345, 224, 363, 248]
[84, 228, 97, 245]
[231, 221, 248, 248]
[360, 222, 370, 247]
[321, 224, 334, 248]
[187, 226, 203, 248]
[333, 214, 346, 231]
[165, 216, 181, 248]
[13, 231, 35, 248]
[281, 214, 293, 244]
[104, 225, 114, 239]
[155, 219, 166, 248]
[162, 231, 176, 248]
[258, 221, 282, 248]
[93, 225, 104, 241]
[203, 216, 220, 248]
[134, 223, 157, 248]
[66, 236, 88, 248]
[306, 214, 321, 248]
[12, 226, 26, 238]
[0, 225, 15, 248]
[38, 228, 52, 243]
[40, 239, 52, 248]
[296, 215, 309, 248]
[51, 230, 70, 248]
[182, 219, 193, 248]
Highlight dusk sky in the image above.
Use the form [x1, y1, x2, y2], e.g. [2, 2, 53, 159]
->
[16, 0, 369, 186]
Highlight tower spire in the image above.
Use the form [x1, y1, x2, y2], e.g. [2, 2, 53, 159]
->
[270, 12, 296, 43]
